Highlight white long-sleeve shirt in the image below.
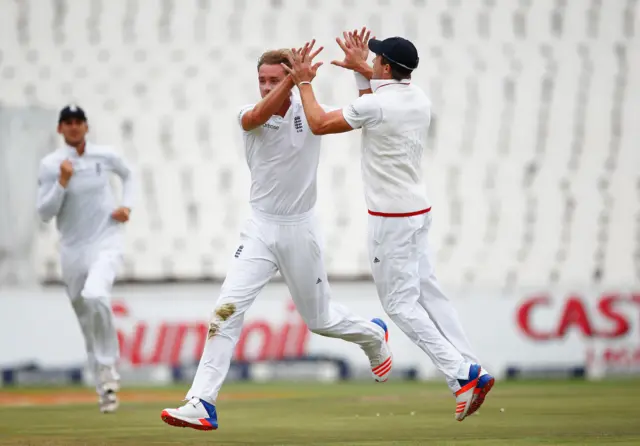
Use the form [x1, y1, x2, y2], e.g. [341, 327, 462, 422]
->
[36, 142, 134, 250]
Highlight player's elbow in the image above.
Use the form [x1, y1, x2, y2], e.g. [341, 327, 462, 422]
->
[241, 120, 259, 132]
[309, 117, 352, 135]
[36, 205, 54, 223]
[309, 124, 327, 135]
[308, 118, 331, 135]
[241, 111, 266, 132]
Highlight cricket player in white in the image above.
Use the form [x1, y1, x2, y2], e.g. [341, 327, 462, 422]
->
[36, 105, 134, 413]
[283, 29, 495, 421]
[161, 43, 391, 431]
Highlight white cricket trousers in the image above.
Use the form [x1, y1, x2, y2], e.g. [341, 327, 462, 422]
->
[61, 242, 121, 393]
[188, 208, 386, 404]
[368, 211, 480, 392]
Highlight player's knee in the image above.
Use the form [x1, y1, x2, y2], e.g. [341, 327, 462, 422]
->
[212, 302, 238, 321]
[207, 302, 241, 339]
[83, 295, 110, 311]
[304, 317, 332, 335]
[81, 296, 116, 328]
[380, 296, 407, 318]
[309, 326, 331, 336]
[81, 283, 112, 300]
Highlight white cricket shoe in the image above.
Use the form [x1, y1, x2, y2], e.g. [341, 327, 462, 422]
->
[99, 388, 119, 414]
[161, 397, 218, 431]
[368, 318, 392, 382]
[455, 364, 482, 421]
[98, 366, 120, 414]
[467, 371, 495, 417]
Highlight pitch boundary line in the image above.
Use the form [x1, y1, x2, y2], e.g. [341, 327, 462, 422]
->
[0, 390, 295, 408]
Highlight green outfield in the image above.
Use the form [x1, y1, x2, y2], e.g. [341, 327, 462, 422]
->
[0, 380, 639, 445]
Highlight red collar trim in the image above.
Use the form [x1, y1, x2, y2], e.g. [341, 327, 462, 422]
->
[376, 82, 411, 91]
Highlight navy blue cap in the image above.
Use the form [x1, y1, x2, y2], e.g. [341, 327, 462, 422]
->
[58, 104, 87, 123]
[368, 37, 419, 71]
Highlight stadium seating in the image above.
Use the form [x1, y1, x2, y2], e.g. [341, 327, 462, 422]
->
[0, 0, 638, 289]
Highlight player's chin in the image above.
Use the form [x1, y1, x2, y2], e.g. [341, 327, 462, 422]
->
[66, 134, 83, 144]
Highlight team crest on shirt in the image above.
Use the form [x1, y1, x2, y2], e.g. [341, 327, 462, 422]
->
[294, 116, 303, 133]
[96, 162, 102, 175]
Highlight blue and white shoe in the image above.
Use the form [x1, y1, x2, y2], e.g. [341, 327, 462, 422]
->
[454, 364, 482, 421]
[467, 372, 495, 417]
[161, 397, 218, 431]
[369, 318, 392, 382]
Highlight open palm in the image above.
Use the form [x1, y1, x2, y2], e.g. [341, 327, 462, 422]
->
[282, 39, 324, 85]
[332, 27, 374, 71]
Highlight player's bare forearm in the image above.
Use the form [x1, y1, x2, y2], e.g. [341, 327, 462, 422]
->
[298, 84, 325, 132]
[355, 62, 373, 80]
[242, 76, 295, 131]
[299, 85, 353, 135]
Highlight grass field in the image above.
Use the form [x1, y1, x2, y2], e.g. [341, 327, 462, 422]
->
[0, 380, 639, 445]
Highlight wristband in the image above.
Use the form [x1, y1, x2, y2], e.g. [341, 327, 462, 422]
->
[354, 71, 371, 90]
[299, 81, 312, 86]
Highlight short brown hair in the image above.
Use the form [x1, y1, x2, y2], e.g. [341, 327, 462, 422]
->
[257, 49, 292, 71]
[381, 56, 412, 81]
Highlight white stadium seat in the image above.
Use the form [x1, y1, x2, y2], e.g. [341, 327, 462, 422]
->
[0, 0, 637, 289]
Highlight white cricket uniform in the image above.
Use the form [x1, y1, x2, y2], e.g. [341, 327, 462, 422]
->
[343, 79, 482, 392]
[36, 142, 134, 393]
[187, 94, 386, 404]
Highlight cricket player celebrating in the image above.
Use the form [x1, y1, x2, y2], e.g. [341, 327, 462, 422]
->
[36, 105, 134, 413]
[160, 43, 391, 431]
[282, 29, 495, 421]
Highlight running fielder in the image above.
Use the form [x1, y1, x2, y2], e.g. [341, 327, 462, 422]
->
[160, 43, 391, 431]
[36, 105, 134, 413]
[283, 30, 495, 421]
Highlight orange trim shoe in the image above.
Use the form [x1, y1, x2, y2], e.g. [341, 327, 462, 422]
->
[370, 318, 392, 382]
[454, 364, 482, 421]
[467, 373, 495, 417]
[161, 397, 218, 431]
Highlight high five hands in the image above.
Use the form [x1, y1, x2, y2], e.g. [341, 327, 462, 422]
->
[332, 27, 374, 73]
[283, 27, 374, 85]
[282, 39, 324, 86]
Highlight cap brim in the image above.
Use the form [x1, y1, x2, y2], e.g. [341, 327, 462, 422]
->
[368, 39, 384, 55]
[58, 113, 87, 123]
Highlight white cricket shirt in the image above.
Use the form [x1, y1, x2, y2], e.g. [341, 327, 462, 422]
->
[238, 94, 328, 216]
[36, 142, 134, 250]
[342, 79, 432, 216]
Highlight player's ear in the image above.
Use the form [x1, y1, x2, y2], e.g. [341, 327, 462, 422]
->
[57, 124, 63, 134]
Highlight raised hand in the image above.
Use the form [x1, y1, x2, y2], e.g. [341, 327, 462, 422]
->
[59, 159, 73, 188]
[281, 39, 324, 85]
[111, 206, 131, 223]
[332, 26, 374, 72]
[352, 27, 373, 62]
